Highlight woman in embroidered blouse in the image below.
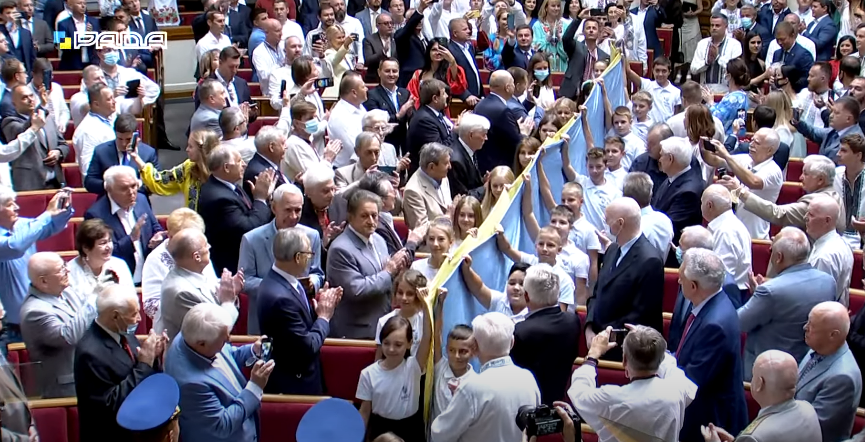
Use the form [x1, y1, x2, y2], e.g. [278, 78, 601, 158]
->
[407, 40, 468, 118]
[67, 219, 135, 304]
[323, 24, 358, 98]
[708, 58, 750, 134]
[533, 0, 567, 72]
[711, 0, 742, 36]
[134, 129, 220, 211]
[483, 10, 512, 71]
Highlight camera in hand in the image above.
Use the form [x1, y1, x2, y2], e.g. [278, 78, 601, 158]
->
[792, 108, 801, 121]
[609, 328, 628, 346]
[516, 405, 581, 438]
[260, 337, 273, 362]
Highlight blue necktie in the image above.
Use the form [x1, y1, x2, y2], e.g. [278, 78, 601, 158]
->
[122, 153, 130, 166]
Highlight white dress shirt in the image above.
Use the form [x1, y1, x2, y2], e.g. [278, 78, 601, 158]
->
[67, 256, 135, 304]
[432, 358, 476, 422]
[109, 197, 144, 283]
[281, 19, 304, 44]
[73, 112, 117, 177]
[767, 37, 817, 63]
[569, 353, 697, 442]
[424, 1, 463, 39]
[282, 134, 331, 183]
[221, 137, 257, 163]
[575, 175, 623, 233]
[0, 126, 37, 187]
[640, 79, 681, 126]
[640, 205, 674, 259]
[266, 66, 295, 110]
[794, 88, 830, 129]
[327, 99, 367, 167]
[809, 230, 854, 306]
[707, 209, 753, 290]
[31, 82, 71, 133]
[730, 154, 783, 239]
[103, 65, 161, 110]
[430, 356, 541, 442]
[690, 36, 743, 91]
[195, 32, 233, 65]
[253, 41, 286, 100]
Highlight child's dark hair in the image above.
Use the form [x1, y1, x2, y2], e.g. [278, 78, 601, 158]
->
[379, 315, 413, 360]
[550, 205, 576, 224]
[509, 262, 531, 277]
[447, 324, 473, 341]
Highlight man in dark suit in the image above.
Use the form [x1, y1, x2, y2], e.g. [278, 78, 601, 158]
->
[802, 0, 837, 61]
[736, 5, 771, 58]
[122, 0, 158, 68]
[364, 58, 412, 154]
[631, 0, 665, 60]
[84, 165, 164, 279]
[448, 18, 483, 106]
[193, 46, 258, 124]
[393, 2, 426, 87]
[630, 122, 678, 194]
[226, 0, 251, 47]
[447, 112, 487, 199]
[406, 78, 452, 174]
[197, 145, 273, 274]
[242, 125, 289, 200]
[676, 248, 748, 441]
[511, 264, 581, 405]
[771, 22, 813, 92]
[84, 113, 160, 195]
[502, 24, 534, 70]
[757, 0, 790, 42]
[0, 2, 34, 73]
[17, 0, 52, 56]
[651, 136, 705, 247]
[74, 284, 166, 442]
[474, 70, 523, 174]
[0, 84, 68, 191]
[258, 227, 343, 395]
[362, 13, 398, 83]
[585, 198, 664, 361]
[297, 0, 320, 34]
[56, 0, 99, 71]
[561, 17, 609, 99]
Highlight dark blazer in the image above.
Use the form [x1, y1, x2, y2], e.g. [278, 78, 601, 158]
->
[0, 111, 69, 191]
[667, 273, 742, 351]
[0, 87, 13, 120]
[651, 166, 705, 245]
[447, 137, 484, 199]
[727, 134, 790, 171]
[474, 94, 522, 174]
[448, 40, 484, 100]
[757, 5, 790, 39]
[84, 140, 160, 195]
[630, 153, 667, 196]
[362, 32, 398, 84]
[74, 323, 158, 442]
[128, 12, 159, 68]
[193, 73, 257, 123]
[631, 5, 665, 57]
[29, 18, 53, 56]
[394, 10, 425, 88]
[242, 152, 287, 200]
[0, 26, 36, 74]
[227, 5, 252, 47]
[847, 306, 865, 407]
[511, 306, 581, 405]
[42, 0, 65, 31]
[84, 195, 162, 274]
[197, 175, 272, 273]
[298, 0, 320, 35]
[585, 235, 664, 360]
[502, 39, 533, 70]
[56, 16, 100, 71]
[192, 13, 211, 42]
[406, 105, 451, 171]
[803, 16, 837, 61]
[771, 42, 814, 93]
[677, 291, 749, 442]
[364, 84, 411, 154]
[258, 268, 329, 395]
[561, 20, 610, 99]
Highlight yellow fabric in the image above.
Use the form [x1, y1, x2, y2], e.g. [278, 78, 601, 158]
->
[139, 160, 204, 211]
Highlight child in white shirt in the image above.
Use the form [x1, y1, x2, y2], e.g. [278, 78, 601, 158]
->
[461, 256, 531, 322]
[410, 217, 454, 282]
[431, 322, 475, 421]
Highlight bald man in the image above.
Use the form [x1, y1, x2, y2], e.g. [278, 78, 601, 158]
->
[251, 19, 287, 94]
[474, 70, 524, 174]
[805, 195, 853, 306]
[701, 185, 752, 293]
[703, 350, 821, 442]
[585, 197, 664, 361]
[796, 301, 862, 442]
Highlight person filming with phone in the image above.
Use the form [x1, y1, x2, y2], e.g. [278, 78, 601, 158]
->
[84, 113, 160, 196]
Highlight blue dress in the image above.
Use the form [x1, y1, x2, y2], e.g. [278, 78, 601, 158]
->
[711, 90, 749, 135]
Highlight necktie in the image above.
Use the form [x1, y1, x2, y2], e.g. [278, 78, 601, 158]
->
[439, 113, 451, 134]
[610, 245, 623, 270]
[471, 152, 479, 170]
[676, 313, 696, 355]
[799, 353, 824, 381]
[122, 152, 130, 166]
[119, 335, 136, 362]
[226, 82, 237, 106]
[294, 281, 310, 312]
[135, 17, 143, 34]
[233, 186, 251, 208]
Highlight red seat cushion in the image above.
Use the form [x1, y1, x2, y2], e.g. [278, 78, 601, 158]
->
[231, 293, 249, 335]
[64, 122, 75, 140]
[854, 413, 864, 436]
[786, 158, 804, 181]
[247, 117, 279, 136]
[260, 400, 318, 442]
[393, 218, 408, 242]
[16, 194, 48, 218]
[67, 407, 79, 442]
[806, 140, 819, 155]
[36, 225, 74, 252]
[320, 344, 376, 401]
[751, 241, 771, 278]
[777, 183, 805, 205]
[237, 70, 253, 81]
[596, 367, 628, 386]
[577, 310, 588, 357]
[663, 270, 678, 314]
[853, 251, 863, 290]
[70, 193, 97, 216]
[63, 165, 82, 188]
[33, 407, 69, 442]
[851, 291, 865, 315]
[663, 317, 671, 340]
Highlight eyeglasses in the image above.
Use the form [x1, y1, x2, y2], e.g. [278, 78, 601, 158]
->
[378, 21, 394, 26]
[296, 251, 314, 257]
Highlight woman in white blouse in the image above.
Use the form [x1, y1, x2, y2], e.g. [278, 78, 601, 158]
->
[31, 59, 71, 135]
[66, 219, 135, 304]
[323, 24, 357, 99]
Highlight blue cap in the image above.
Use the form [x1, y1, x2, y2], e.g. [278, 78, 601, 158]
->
[296, 398, 365, 442]
[116, 373, 180, 431]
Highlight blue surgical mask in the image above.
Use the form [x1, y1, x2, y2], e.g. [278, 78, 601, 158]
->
[103, 51, 120, 66]
[116, 317, 138, 335]
[534, 69, 550, 81]
[675, 246, 683, 264]
[304, 119, 319, 134]
[741, 17, 752, 28]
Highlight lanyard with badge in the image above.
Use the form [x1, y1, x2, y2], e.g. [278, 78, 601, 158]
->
[480, 357, 511, 373]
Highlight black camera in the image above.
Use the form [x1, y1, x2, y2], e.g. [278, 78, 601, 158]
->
[516, 404, 581, 438]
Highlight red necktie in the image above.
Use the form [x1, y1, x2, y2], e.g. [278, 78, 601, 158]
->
[119, 336, 136, 362]
[676, 313, 696, 355]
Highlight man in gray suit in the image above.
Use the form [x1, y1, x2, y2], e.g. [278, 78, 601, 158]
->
[796, 301, 862, 442]
[738, 226, 837, 381]
[190, 78, 226, 137]
[17, 0, 52, 56]
[0, 84, 68, 191]
[704, 349, 822, 442]
[325, 189, 409, 339]
[160, 228, 242, 339]
[19, 252, 97, 399]
[238, 183, 324, 335]
[356, 0, 383, 40]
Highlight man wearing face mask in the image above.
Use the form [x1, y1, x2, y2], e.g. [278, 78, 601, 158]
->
[736, 5, 770, 57]
[74, 284, 167, 441]
[97, 45, 160, 118]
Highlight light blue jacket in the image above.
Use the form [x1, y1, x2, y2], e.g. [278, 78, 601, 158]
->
[795, 342, 862, 442]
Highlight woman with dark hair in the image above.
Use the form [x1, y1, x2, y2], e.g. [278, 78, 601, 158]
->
[66, 218, 135, 302]
[740, 31, 768, 94]
[406, 39, 467, 118]
[708, 57, 750, 133]
[831, 35, 857, 83]
[528, 52, 557, 110]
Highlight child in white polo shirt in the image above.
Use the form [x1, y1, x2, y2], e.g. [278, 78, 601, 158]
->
[431, 322, 475, 422]
[624, 55, 681, 124]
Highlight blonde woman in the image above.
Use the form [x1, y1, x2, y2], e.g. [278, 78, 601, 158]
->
[532, 0, 567, 72]
[323, 24, 358, 98]
[764, 91, 802, 157]
[193, 49, 220, 101]
[133, 129, 220, 211]
[840, 0, 865, 40]
[481, 166, 516, 218]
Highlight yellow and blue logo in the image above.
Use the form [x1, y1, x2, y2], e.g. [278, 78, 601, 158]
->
[52, 31, 72, 50]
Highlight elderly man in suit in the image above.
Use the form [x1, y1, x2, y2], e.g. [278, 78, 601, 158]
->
[160, 228, 242, 339]
[653, 136, 705, 252]
[677, 248, 748, 441]
[84, 113, 160, 195]
[335, 132, 380, 189]
[405, 79, 451, 173]
[20, 252, 97, 399]
[164, 303, 274, 442]
[0, 348, 37, 440]
[326, 190, 410, 339]
[363, 59, 412, 154]
[739, 226, 837, 381]
[242, 126, 288, 200]
[362, 13, 397, 83]
[191, 79, 228, 137]
[258, 228, 342, 395]
[84, 165, 164, 283]
[585, 198, 664, 360]
[17, 0, 52, 56]
[561, 17, 610, 99]
[447, 112, 488, 200]
[403, 142, 452, 229]
[239, 184, 325, 335]
[197, 145, 274, 274]
[474, 70, 525, 174]
[796, 97, 864, 164]
[796, 301, 863, 442]
[0, 84, 68, 191]
[806, 196, 854, 306]
[194, 47, 258, 123]
[74, 284, 166, 441]
[55, 0, 99, 70]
